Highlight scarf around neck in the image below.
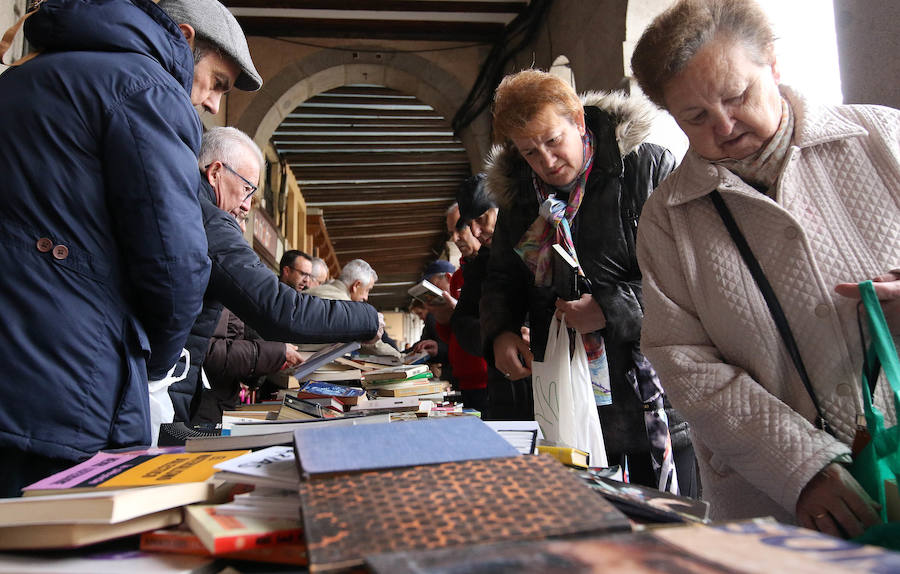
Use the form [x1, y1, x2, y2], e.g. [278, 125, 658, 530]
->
[714, 97, 794, 192]
[514, 128, 594, 285]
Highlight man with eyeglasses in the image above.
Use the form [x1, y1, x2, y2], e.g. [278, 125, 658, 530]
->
[166, 127, 383, 425]
[279, 250, 315, 291]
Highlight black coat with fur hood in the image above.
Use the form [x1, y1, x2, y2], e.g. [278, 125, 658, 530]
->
[480, 91, 676, 457]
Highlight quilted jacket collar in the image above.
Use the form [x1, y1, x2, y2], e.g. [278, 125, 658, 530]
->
[664, 85, 869, 207]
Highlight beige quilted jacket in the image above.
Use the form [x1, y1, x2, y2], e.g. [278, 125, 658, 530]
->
[637, 86, 900, 523]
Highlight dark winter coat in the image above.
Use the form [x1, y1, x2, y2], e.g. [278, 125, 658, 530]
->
[0, 0, 209, 460]
[481, 91, 676, 460]
[169, 179, 380, 421]
[192, 308, 287, 423]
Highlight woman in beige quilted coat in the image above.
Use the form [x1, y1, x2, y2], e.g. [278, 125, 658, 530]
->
[631, 0, 899, 537]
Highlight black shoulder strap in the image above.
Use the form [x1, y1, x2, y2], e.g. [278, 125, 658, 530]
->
[709, 189, 835, 436]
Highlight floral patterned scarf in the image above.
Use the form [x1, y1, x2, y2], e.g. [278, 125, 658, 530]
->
[513, 129, 612, 407]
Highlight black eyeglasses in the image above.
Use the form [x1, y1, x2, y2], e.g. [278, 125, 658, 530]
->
[207, 162, 258, 202]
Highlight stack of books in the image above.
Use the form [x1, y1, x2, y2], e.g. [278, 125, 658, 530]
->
[361, 364, 447, 398]
[0, 448, 246, 551]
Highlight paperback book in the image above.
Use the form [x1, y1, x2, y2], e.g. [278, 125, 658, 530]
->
[22, 449, 249, 495]
[184, 504, 304, 554]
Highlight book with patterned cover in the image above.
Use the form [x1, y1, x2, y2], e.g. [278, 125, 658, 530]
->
[298, 455, 631, 573]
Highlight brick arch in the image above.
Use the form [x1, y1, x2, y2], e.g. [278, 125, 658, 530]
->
[234, 49, 490, 174]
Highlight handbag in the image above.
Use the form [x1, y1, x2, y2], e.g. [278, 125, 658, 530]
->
[849, 281, 900, 548]
[532, 315, 608, 466]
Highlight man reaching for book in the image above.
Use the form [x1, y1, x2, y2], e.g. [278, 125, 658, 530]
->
[168, 127, 383, 425]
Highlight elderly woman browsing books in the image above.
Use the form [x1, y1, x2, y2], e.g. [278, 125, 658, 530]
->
[632, 0, 900, 536]
[478, 68, 696, 493]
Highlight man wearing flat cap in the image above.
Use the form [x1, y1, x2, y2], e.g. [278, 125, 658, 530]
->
[0, 0, 263, 495]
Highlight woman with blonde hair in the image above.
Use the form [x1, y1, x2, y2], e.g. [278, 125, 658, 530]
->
[480, 69, 693, 492]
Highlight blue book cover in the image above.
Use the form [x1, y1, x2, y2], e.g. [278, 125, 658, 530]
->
[292, 417, 519, 477]
[298, 380, 366, 398]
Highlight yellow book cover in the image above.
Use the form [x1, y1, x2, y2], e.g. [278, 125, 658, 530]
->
[22, 448, 250, 494]
[537, 445, 589, 469]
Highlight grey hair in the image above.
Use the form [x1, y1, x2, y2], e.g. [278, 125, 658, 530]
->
[199, 127, 264, 172]
[310, 257, 328, 278]
[631, 0, 776, 109]
[445, 202, 460, 217]
[340, 259, 377, 286]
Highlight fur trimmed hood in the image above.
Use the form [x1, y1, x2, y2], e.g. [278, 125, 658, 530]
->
[484, 90, 659, 208]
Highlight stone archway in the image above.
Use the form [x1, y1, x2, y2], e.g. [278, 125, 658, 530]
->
[234, 49, 491, 175]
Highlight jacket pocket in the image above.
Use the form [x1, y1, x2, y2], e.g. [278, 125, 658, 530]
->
[107, 317, 151, 448]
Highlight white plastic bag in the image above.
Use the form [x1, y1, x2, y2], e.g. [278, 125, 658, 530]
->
[147, 348, 190, 447]
[532, 316, 608, 466]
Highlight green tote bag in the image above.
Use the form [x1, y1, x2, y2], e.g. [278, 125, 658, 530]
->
[850, 280, 900, 548]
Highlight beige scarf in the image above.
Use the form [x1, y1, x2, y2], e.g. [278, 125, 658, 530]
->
[715, 98, 794, 194]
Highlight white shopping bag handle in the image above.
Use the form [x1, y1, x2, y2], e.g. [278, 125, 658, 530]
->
[148, 348, 190, 392]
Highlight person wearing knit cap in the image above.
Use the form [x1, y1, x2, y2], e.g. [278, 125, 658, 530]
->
[0, 0, 263, 496]
[453, 175, 533, 420]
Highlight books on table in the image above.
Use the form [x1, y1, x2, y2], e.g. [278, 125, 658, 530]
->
[213, 446, 299, 489]
[22, 448, 249, 495]
[227, 412, 391, 437]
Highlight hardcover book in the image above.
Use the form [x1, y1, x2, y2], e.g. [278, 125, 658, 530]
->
[292, 416, 519, 478]
[299, 455, 631, 572]
[184, 504, 304, 554]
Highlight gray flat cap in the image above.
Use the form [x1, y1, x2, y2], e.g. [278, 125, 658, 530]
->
[158, 0, 262, 91]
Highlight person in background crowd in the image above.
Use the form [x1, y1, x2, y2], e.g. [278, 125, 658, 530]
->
[169, 127, 382, 424]
[307, 259, 401, 359]
[453, 176, 534, 420]
[408, 299, 455, 386]
[447, 202, 482, 262]
[480, 68, 690, 492]
[0, 0, 261, 496]
[309, 257, 330, 288]
[423, 258, 491, 414]
[633, 0, 898, 535]
[193, 308, 303, 424]
[279, 250, 314, 291]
